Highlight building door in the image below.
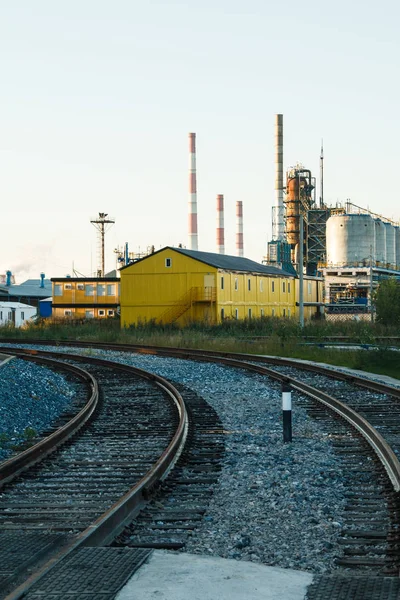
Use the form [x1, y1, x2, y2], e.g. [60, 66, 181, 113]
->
[204, 274, 215, 288]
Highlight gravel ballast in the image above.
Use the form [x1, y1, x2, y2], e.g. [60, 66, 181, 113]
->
[101, 352, 346, 573]
[0, 357, 75, 460]
[0, 347, 349, 573]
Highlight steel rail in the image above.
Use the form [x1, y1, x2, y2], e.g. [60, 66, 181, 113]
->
[4, 344, 400, 491]
[152, 351, 400, 492]
[3, 348, 188, 600]
[1, 338, 399, 399]
[0, 354, 98, 487]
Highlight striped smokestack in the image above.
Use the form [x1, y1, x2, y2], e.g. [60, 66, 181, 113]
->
[188, 133, 198, 250]
[236, 201, 244, 257]
[274, 114, 285, 240]
[216, 194, 225, 254]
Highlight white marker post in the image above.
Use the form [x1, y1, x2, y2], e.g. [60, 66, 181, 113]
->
[282, 380, 292, 443]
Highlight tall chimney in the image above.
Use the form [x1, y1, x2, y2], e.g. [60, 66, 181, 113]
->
[236, 201, 244, 257]
[274, 114, 285, 240]
[319, 140, 324, 208]
[188, 133, 198, 250]
[216, 194, 225, 255]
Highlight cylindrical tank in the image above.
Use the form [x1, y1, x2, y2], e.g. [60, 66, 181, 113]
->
[326, 214, 375, 266]
[375, 219, 387, 265]
[395, 227, 400, 270]
[384, 222, 396, 268]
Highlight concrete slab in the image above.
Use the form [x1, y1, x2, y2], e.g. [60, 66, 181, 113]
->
[0, 353, 14, 366]
[115, 551, 313, 600]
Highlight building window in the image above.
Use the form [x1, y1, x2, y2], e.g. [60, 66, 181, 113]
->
[107, 309, 114, 316]
[248, 308, 252, 319]
[235, 308, 238, 319]
[107, 284, 115, 295]
[221, 308, 225, 320]
[85, 284, 94, 296]
[221, 276, 224, 290]
[282, 281, 286, 293]
[260, 308, 264, 317]
[248, 278, 251, 291]
[85, 310, 94, 319]
[64, 310, 72, 316]
[64, 283, 72, 290]
[0, 311, 2, 319]
[283, 308, 286, 317]
[288, 282, 291, 293]
[260, 279, 264, 292]
[54, 284, 62, 296]
[97, 284, 105, 296]
[21, 312, 25, 320]
[288, 309, 291, 317]
[272, 281, 275, 293]
[98, 309, 105, 316]
[77, 283, 84, 291]
[272, 308, 275, 316]
[234, 278, 238, 291]
[165, 258, 172, 268]
[8, 312, 12, 320]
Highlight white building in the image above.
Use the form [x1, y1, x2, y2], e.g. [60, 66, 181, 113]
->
[0, 302, 37, 327]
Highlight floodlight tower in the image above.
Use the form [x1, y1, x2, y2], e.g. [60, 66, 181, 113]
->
[90, 213, 115, 277]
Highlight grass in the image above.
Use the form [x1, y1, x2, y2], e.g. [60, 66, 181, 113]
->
[0, 317, 399, 380]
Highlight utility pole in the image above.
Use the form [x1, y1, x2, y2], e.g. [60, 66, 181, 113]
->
[90, 213, 115, 277]
[299, 213, 304, 327]
[370, 245, 374, 322]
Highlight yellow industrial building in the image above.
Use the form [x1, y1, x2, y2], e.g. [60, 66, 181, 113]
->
[120, 247, 323, 327]
[51, 277, 120, 319]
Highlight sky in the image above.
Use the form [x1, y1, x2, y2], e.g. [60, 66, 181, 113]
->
[1, 0, 399, 281]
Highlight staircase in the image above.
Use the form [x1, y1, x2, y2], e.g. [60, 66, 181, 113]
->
[158, 287, 216, 324]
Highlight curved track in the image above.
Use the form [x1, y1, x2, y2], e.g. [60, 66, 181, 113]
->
[0, 351, 188, 600]
[2, 341, 400, 597]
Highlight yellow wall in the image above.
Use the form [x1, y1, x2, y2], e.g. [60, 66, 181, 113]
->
[121, 249, 218, 326]
[119, 248, 312, 326]
[216, 272, 296, 320]
[52, 306, 117, 319]
[296, 277, 324, 320]
[52, 279, 120, 319]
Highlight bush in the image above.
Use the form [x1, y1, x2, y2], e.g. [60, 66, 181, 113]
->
[374, 279, 400, 326]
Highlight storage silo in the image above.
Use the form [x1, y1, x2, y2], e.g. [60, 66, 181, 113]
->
[326, 213, 375, 266]
[384, 222, 396, 268]
[375, 219, 387, 266]
[395, 227, 400, 269]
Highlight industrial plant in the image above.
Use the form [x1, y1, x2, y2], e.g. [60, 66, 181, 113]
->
[265, 114, 400, 320]
[2, 115, 399, 326]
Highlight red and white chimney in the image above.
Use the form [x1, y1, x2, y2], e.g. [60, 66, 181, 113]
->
[216, 194, 225, 254]
[236, 201, 244, 257]
[188, 133, 198, 251]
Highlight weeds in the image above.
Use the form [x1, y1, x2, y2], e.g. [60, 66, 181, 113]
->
[0, 317, 399, 380]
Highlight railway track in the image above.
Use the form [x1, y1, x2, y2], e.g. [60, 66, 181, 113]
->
[1, 341, 400, 598]
[0, 351, 189, 599]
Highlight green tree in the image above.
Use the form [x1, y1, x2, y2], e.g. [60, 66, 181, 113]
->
[374, 279, 400, 325]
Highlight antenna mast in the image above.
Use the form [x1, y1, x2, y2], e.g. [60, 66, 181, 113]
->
[319, 140, 324, 207]
[90, 213, 115, 277]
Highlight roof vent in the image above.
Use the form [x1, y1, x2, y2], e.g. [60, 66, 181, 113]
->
[40, 273, 45, 288]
